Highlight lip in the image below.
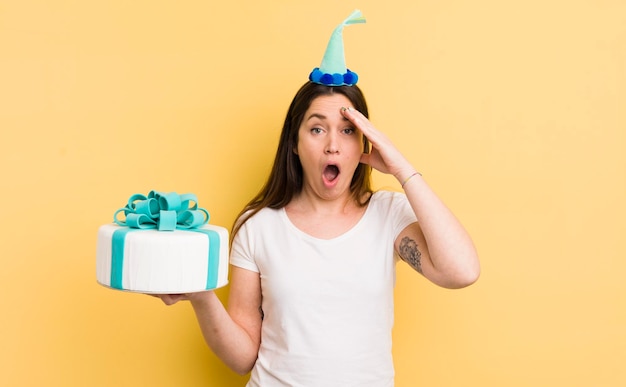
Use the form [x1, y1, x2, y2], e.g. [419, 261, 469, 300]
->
[322, 163, 340, 188]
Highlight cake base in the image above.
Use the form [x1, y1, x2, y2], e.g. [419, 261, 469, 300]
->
[96, 223, 229, 294]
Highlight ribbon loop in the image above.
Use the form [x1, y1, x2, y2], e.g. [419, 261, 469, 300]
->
[127, 193, 148, 209]
[113, 191, 210, 231]
[176, 209, 209, 229]
[126, 213, 157, 229]
[156, 191, 182, 212]
[158, 210, 177, 231]
[179, 193, 198, 210]
[134, 198, 160, 218]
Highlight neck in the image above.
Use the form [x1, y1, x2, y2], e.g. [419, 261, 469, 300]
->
[290, 187, 357, 216]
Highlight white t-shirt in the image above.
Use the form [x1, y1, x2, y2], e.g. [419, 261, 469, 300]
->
[230, 190, 417, 387]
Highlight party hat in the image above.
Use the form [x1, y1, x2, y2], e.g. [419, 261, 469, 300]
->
[309, 9, 366, 86]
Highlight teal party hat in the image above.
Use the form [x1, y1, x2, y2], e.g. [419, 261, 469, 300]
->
[309, 9, 366, 86]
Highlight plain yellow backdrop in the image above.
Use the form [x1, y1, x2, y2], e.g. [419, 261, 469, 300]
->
[1, 1, 625, 386]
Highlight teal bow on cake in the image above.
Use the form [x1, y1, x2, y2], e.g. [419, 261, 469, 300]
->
[113, 191, 209, 231]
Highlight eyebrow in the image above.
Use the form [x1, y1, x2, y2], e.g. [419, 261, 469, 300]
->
[305, 113, 349, 122]
[306, 113, 327, 121]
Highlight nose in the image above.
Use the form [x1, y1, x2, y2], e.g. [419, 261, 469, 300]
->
[325, 145, 338, 154]
[325, 132, 339, 154]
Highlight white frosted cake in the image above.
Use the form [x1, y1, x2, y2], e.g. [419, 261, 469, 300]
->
[96, 191, 229, 294]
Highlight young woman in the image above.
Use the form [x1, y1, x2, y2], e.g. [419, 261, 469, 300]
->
[159, 81, 480, 386]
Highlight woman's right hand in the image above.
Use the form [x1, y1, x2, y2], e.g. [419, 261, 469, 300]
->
[156, 293, 189, 305]
[153, 291, 215, 305]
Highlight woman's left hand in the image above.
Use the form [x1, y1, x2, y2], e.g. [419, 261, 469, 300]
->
[341, 107, 415, 180]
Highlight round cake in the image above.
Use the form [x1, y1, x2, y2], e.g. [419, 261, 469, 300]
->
[96, 223, 229, 294]
[96, 191, 229, 294]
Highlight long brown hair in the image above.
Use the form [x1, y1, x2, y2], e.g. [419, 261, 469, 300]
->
[231, 81, 373, 243]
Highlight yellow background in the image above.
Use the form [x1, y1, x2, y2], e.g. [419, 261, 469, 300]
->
[1, 1, 624, 386]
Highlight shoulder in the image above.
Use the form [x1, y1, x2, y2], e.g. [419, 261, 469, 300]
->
[231, 207, 285, 265]
[369, 190, 409, 209]
[368, 190, 416, 230]
[371, 189, 405, 201]
[245, 206, 282, 223]
[235, 207, 284, 235]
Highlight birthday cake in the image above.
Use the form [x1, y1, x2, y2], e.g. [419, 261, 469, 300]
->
[96, 191, 229, 294]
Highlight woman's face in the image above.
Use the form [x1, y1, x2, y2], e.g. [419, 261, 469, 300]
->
[296, 94, 364, 200]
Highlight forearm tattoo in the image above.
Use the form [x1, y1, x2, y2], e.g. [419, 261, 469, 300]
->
[399, 236, 423, 274]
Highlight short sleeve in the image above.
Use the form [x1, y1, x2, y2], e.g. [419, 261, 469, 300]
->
[381, 191, 418, 240]
[369, 191, 416, 266]
[229, 217, 260, 273]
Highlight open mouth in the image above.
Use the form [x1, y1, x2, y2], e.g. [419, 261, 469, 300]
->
[323, 164, 340, 182]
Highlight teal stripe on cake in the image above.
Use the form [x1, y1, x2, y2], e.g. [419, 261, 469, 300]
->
[111, 228, 136, 289]
[189, 229, 221, 290]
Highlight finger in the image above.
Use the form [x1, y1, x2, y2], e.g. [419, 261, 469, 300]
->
[341, 107, 383, 142]
[157, 293, 186, 305]
[159, 294, 174, 305]
[342, 106, 367, 123]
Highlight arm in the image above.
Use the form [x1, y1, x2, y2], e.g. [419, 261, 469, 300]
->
[394, 181, 480, 289]
[341, 107, 480, 288]
[159, 265, 262, 374]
